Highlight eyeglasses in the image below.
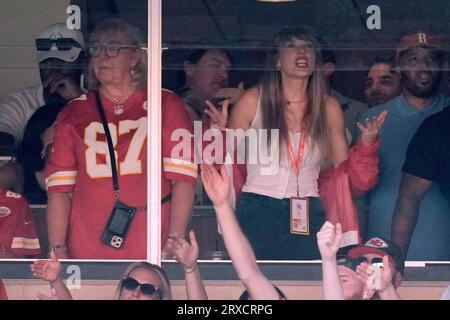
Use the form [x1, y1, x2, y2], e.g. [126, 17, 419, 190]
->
[36, 38, 82, 51]
[122, 277, 160, 298]
[88, 44, 137, 58]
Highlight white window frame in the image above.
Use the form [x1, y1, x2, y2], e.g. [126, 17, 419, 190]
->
[148, 0, 162, 265]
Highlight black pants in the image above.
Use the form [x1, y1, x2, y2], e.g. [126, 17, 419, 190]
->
[236, 192, 325, 260]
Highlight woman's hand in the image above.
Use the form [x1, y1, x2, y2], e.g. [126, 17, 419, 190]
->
[31, 249, 61, 283]
[200, 164, 230, 208]
[167, 230, 199, 273]
[212, 82, 245, 105]
[356, 255, 394, 292]
[357, 110, 387, 145]
[204, 100, 229, 130]
[316, 221, 342, 262]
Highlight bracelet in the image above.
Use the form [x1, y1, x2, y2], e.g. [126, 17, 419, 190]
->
[168, 233, 185, 240]
[184, 264, 197, 274]
[50, 244, 67, 251]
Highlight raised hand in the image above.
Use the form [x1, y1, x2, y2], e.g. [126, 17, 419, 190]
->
[31, 249, 61, 282]
[356, 261, 371, 283]
[44, 74, 82, 102]
[213, 82, 245, 105]
[167, 230, 199, 273]
[200, 164, 230, 208]
[356, 255, 394, 292]
[161, 243, 176, 260]
[204, 99, 229, 130]
[316, 221, 342, 261]
[378, 255, 395, 292]
[357, 110, 387, 145]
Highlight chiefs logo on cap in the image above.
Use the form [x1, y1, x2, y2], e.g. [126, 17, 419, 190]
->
[365, 237, 388, 248]
[0, 206, 11, 218]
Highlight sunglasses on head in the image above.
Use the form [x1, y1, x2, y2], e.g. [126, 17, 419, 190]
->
[337, 255, 369, 272]
[36, 38, 82, 51]
[122, 277, 160, 297]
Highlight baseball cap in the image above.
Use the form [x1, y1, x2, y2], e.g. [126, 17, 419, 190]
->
[347, 237, 405, 274]
[35, 23, 85, 63]
[396, 31, 443, 62]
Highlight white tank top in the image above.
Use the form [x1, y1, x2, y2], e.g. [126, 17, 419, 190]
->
[242, 91, 322, 199]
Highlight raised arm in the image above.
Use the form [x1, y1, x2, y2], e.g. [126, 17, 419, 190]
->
[391, 173, 432, 259]
[31, 249, 73, 300]
[205, 87, 258, 131]
[201, 164, 279, 300]
[167, 230, 207, 300]
[212, 82, 245, 106]
[317, 221, 345, 300]
[359, 255, 401, 300]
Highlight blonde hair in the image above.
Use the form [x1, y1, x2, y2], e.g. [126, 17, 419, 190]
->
[87, 17, 147, 91]
[259, 27, 329, 153]
[115, 262, 172, 300]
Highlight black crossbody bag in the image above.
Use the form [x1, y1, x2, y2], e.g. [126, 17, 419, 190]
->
[94, 91, 145, 249]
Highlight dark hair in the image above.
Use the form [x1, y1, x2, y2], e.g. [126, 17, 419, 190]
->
[316, 37, 335, 64]
[238, 285, 287, 300]
[321, 49, 335, 65]
[18, 102, 66, 203]
[176, 48, 233, 88]
[185, 48, 233, 65]
[368, 54, 396, 71]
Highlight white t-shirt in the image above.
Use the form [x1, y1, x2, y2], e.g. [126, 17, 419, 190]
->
[0, 86, 45, 145]
[242, 91, 322, 199]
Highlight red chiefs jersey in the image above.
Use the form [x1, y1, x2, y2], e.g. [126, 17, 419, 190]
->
[161, 89, 197, 245]
[45, 90, 196, 259]
[0, 279, 7, 300]
[0, 188, 40, 257]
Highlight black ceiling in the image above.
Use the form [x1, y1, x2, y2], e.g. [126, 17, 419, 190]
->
[162, 0, 450, 49]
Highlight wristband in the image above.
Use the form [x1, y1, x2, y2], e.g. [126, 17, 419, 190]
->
[184, 264, 197, 274]
[51, 244, 67, 251]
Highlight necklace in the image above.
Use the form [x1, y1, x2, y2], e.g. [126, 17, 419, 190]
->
[113, 98, 124, 115]
[286, 97, 306, 105]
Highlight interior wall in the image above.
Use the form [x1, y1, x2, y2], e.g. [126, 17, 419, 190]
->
[0, 0, 70, 98]
[3, 279, 449, 300]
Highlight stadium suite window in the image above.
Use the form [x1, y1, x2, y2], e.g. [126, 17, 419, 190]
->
[162, 0, 450, 263]
[1, 0, 449, 275]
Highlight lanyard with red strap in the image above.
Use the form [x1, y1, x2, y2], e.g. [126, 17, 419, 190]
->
[287, 124, 307, 197]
